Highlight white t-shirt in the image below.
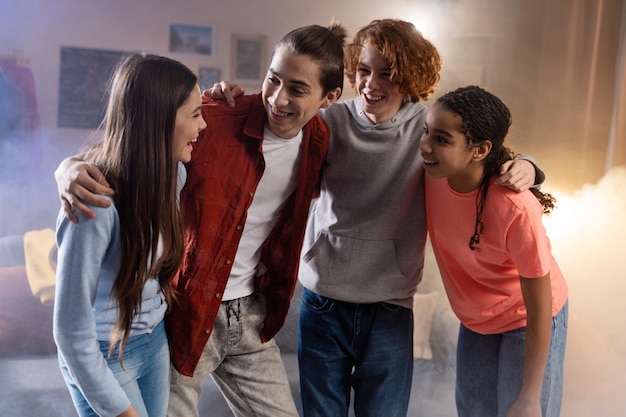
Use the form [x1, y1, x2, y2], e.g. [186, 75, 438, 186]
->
[223, 127, 303, 300]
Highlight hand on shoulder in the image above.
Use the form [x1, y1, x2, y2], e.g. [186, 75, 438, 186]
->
[203, 81, 245, 107]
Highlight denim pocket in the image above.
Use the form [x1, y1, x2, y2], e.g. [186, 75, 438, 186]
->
[381, 302, 404, 312]
[301, 288, 332, 312]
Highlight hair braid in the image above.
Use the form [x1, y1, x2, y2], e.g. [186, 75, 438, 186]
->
[436, 86, 555, 250]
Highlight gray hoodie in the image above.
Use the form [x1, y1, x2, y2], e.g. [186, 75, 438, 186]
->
[299, 98, 428, 309]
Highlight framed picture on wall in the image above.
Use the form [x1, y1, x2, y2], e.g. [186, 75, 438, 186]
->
[58, 46, 129, 129]
[199, 67, 221, 91]
[231, 33, 267, 84]
[169, 24, 215, 56]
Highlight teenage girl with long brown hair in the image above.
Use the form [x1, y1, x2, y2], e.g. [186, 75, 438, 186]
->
[53, 53, 206, 417]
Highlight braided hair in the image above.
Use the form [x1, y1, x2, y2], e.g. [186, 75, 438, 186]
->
[435, 86, 555, 250]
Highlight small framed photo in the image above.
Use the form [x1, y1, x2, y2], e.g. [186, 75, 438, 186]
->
[231, 33, 267, 84]
[169, 24, 215, 56]
[198, 67, 221, 91]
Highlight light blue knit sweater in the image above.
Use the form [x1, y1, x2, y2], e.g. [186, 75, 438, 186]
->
[53, 197, 167, 416]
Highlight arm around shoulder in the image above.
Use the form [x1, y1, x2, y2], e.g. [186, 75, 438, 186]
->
[55, 156, 115, 222]
[495, 156, 545, 192]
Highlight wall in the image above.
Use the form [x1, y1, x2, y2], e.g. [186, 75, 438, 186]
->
[0, 0, 391, 141]
[2, 0, 624, 192]
[2, 0, 523, 128]
[2, 4, 625, 240]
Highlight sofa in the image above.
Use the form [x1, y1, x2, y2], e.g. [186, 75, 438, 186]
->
[0, 229, 459, 417]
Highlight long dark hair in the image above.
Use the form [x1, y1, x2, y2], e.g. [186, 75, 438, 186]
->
[435, 85, 556, 250]
[85, 53, 196, 361]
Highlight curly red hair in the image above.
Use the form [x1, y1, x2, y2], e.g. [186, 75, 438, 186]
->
[345, 19, 442, 102]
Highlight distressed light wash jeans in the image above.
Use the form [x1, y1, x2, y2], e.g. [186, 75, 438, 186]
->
[61, 319, 170, 417]
[168, 292, 298, 417]
[455, 301, 568, 417]
[298, 288, 414, 417]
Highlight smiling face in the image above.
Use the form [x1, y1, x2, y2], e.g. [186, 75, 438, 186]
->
[355, 42, 405, 125]
[262, 45, 340, 139]
[172, 84, 206, 163]
[419, 103, 490, 192]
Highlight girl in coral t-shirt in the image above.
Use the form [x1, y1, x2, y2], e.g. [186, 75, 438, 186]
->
[420, 85, 568, 417]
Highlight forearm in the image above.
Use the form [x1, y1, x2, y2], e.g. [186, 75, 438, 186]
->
[519, 310, 551, 400]
[517, 155, 545, 187]
[517, 274, 553, 401]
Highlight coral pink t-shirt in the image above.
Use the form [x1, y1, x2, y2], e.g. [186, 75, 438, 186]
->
[425, 176, 568, 335]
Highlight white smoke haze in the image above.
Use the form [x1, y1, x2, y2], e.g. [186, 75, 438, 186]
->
[543, 166, 626, 416]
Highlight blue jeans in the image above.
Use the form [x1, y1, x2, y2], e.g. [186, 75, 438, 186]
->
[455, 301, 568, 417]
[298, 288, 414, 417]
[62, 320, 170, 417]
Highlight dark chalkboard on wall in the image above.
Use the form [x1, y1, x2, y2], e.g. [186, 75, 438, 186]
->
[58, 47, 128, 129]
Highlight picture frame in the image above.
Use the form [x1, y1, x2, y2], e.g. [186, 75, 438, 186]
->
[231, 33, 267, 84]
[169, 24, 215, 56]
[198, 67, 222, 91]
[58, 46, 129, 129]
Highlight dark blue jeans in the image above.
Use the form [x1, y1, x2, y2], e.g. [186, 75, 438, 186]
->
[455, 301, 568, 417]
[298, 288, 414, 417]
